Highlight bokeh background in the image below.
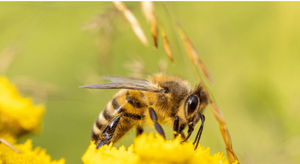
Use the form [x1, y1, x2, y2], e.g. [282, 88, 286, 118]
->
[1, 2, 300, 164]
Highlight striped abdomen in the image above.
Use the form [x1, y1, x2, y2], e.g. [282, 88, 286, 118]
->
[91, 89, 147, 145]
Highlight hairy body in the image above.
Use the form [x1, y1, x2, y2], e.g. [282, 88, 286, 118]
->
[82, 74, 208, 148]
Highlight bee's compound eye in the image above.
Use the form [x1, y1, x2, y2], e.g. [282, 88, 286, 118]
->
[187, 95, 199, 115]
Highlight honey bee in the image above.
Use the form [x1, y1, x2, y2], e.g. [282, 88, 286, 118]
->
[80, 73, 208, 149]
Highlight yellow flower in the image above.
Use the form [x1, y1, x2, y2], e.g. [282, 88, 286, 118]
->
[0, 76, 65, 164]
[82, 133, 237, 164]
[0, 76, 44, 140]
[82, 143, 138, 164]
[0, 137, 65, 164]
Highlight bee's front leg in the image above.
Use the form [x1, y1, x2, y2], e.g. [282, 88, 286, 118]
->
[173, 116, 180, 138]
[148, 107, 166, 139]
[181, 124, 194, 143]
[172, 118, 187, 139]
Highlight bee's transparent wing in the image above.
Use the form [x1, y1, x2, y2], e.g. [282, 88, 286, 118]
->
[102, 76, 148, 85]
[79, 76, 160, 92]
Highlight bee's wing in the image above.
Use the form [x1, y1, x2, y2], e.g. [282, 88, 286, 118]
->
[79, 76, 160, 92]
[102, 76, 148, 85]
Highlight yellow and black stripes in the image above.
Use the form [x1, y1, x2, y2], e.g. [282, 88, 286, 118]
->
[126, 91, 145, 109]
[91, 89, 147, 147]
[111, 98, 120, 110]
[91, 107, 110, 143]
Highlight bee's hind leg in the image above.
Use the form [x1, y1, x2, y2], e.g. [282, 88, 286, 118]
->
[97, 140, 111, 149]
[97, 113, 144, 149]
[97, 114, 123, 149]
[148, 107, 166, 139]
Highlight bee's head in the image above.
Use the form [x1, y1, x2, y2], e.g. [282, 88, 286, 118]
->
[184, 84, 208, 124]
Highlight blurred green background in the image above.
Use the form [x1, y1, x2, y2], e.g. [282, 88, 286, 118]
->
[1, 2, 300, 164]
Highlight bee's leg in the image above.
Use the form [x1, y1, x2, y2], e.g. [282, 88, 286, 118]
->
[97, 114, 123, 149]
[181, 124, 194, 143]
[149, 107, 166, 139]
[173, 116, 180, 138]
[97, 112, 143, 149]
[180, 131, 186, 139]
[123, 113, 143, 120]
[123, 113, 144, 136]
[193, 114, 205, 150]
[173, 117, 187, 139]
[136, 125, 144, 136]
[97, 140, 111, 149]
[179, 123, 186, 139]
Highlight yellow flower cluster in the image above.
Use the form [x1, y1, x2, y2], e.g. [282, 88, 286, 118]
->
[0, 76, 65, 164]
[0, 138, 65, 164]
[82, 133, 237, 164]
[0, 76, 44, 139]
